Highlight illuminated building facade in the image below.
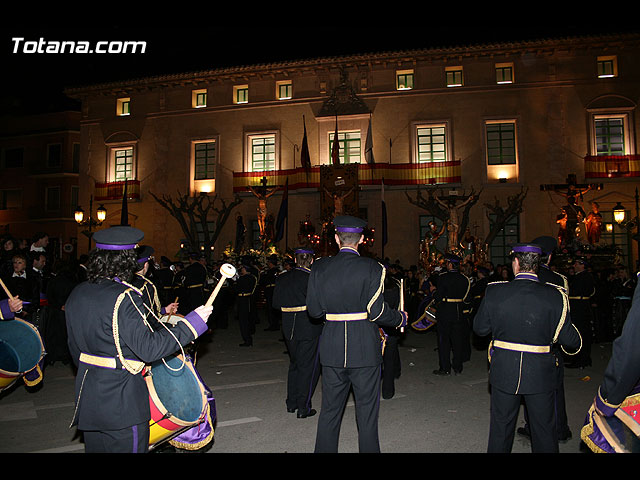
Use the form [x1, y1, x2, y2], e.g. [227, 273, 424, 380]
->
[55, 32, 640, 268]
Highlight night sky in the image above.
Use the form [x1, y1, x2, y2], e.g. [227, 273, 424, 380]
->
[2, 19, 638, 114]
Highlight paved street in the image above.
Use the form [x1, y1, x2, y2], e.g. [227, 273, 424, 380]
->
[0, 314, 610, 454]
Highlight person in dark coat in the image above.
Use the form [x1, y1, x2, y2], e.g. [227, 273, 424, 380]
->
[262, 255, 280, 331]
[1, 252, 39, 323]
[40, 260, 77, 365]
[469, 266, 490, 350]
[432, 253, 471, 376]
[179, 253, 208, 315]
[272, 248, 323, 418]
[153, 256, 175, 308]
[233, 261, 258, 346]
[381, 264, 403, 399]
[517, 236, 574, 443]
[65, 226, 212, 453]
[306, 215, 407, 453]
[566, 257, 596, 369]
[473, 243, 581, 453]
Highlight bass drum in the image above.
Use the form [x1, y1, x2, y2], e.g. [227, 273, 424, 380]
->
[0, 318, 45, 391]
[145, 353, 209, 449]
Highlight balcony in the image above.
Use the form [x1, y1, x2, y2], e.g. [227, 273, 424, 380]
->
[94, 180, 141, 201]
[233, 161, 462, 192]
[584, 155, 640, 179]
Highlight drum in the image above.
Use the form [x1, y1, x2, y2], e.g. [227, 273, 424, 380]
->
[145, 353, 209, 449]
[411, 300, 437, 331]
[0, 318, 45, 392]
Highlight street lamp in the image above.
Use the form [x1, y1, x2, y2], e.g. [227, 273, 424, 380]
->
[74, 195, 107, 250]
[611, 187, 640, 270]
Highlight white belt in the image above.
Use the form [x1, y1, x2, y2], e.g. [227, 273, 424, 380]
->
[325, 312, 368, 321]
[493, 340, 551, 354]
[281, 306, 307, 312]
[79, 352, 145, 371]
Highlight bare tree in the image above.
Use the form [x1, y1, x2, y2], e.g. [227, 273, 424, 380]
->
[484, 187, 528, 246]
[149, 191, 242, 262]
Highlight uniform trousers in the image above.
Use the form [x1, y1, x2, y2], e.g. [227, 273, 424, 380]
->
[284, 336, 321, 413]
[522, 356, 571, 438]
[237, 297, 253, 345]
[436, 307, 466, 373]
[83, 421, 150, 453]
[314, 364, 381, 453]
[488, 386, 558, 453]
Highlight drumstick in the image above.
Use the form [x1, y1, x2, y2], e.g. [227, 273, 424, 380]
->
[399, 278, 405, 332]
[0, 278, 14, 300]
[205, 263, 236, 307]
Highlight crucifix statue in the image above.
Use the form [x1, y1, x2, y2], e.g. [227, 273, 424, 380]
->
[435, 193, 477, 253]
[541, 174, 603, 248]
[247, 176, 279, 243]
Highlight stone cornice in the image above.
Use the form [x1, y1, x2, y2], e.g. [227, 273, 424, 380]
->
[64, 32, 640, 97]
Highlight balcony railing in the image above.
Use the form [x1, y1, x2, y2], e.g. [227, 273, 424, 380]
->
[94, 180, 141, 201]
[233, 161, 462, 192]
[585, 155, 640, 179]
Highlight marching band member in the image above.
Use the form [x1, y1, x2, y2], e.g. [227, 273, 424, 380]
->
[432, 253, 471, 376]
[307, 215, 407, 453]
[65, 226, 212, 453]
[473, 243, 581, 453]
[272, 248, 322, 418]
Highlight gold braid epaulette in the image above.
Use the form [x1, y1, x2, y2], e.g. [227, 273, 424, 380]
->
[112, 288, 146, 375]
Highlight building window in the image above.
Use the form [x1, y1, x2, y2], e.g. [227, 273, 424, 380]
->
[46, 186, 61, 211]
[595, 117, 626, 155]
[234, 85, 248, 104]
[496, 63, 514, 84]
[329, 131, 361, 164]
[114, 147, 134, 181]
[486, 122, 517, 165]
[72, 143, 80, 172]
[489, 213, 519, 266]
[71, 185, 79, 210]
[396, 70, 414, 90]
[446, 67, 463, 87]
[248, 133, 277, 171]
[194, 141, 216, 180]
[597, 56, 617, 78]
[0, 189, 22, 210]
[276, 80, 292, 100]
[416, 125, 447, 163]
[47, 143, 62, 168]
[192, 89, 207, 108]
[116, 97, 130, 116]
[2, 147, 24, 168]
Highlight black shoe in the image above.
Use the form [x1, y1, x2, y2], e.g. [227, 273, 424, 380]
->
[382, 391, 395, 400]
[453, 369, 462, 375]
[287, 407, 297, 413]
[239, 342, 252, 347]
[432, 369, 450, 376]
[297, 408, 317, 418]
[517, 426, 531, 439]
[558, 429, 572, 443]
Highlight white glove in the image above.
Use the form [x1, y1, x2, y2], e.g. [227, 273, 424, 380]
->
[194, 305, 213, 322]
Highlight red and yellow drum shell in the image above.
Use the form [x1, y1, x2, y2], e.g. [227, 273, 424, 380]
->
[145, 353, 208, 448]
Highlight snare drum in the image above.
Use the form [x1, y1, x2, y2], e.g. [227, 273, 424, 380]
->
[0, 318, 45, 391]
[145, 353, 209, 449]
[411, 300, 437, 332]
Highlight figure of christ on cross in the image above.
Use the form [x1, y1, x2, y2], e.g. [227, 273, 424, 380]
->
[247, 176, 279, 241]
